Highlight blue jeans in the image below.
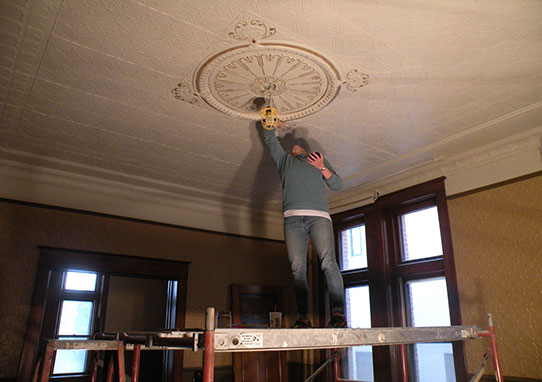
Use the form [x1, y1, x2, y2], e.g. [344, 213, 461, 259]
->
[284, 216, 345, 319]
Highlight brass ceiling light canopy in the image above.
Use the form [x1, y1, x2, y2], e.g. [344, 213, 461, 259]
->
[173, 20, 369, 121]
[260, 106, 278, 130]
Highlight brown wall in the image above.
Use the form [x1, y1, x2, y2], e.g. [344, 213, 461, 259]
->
[3, 173, 541, 379]
[105, 276, 168, 332]
[448, 173, 542, 379]
[0, 201, 292, 378]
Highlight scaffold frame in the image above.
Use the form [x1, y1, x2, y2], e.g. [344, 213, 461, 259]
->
[33, 307, 503, 382]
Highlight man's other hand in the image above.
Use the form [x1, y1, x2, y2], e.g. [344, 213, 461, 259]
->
[307, 152, 324, 169]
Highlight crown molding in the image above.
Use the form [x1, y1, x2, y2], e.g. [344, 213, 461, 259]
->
[1, 128, 540, 240]
[0, 146, 273, 207]
[0, 158, 285, 240]
[330, 128, 542, 213]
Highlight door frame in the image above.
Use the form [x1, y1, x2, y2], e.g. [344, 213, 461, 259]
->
[18, 246, 189, 382]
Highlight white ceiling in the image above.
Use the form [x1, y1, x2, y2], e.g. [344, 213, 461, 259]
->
[1, 0, 541, 240]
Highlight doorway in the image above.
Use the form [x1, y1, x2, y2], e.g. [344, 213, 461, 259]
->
[17, 247, 189, 382]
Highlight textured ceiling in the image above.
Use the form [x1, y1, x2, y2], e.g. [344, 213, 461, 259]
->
[1, 0, 542, 220]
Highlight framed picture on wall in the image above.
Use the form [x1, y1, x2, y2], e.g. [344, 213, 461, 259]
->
[232, 284, 282, 328]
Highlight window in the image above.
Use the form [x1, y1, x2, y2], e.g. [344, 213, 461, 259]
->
[406, 277, 454, 382]
[53, 271, 99, 375]
[340, 224, 368, 271]
[343, 285, 373, 381]
[332, 178, 464, 382]
[400, 206, 443, 261]
[339, 224, 373, 380]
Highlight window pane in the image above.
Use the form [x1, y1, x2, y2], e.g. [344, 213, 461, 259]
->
[412, 344, 455, 382]
[342, 286, 373, 381]
[339, 224, 368, 271]
[400, 206, 442, 261]
[65, 271, 97, 291]
[58, 301, 93, 336]
[53, 337, 88, 374]
[406, 278, 454, 382]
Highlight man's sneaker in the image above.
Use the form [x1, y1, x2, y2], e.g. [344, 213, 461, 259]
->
[290, 319, 313, 328]
[327, 312, 347, 328]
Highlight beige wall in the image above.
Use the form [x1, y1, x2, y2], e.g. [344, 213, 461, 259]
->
[0, 201, 292, 378]
[448, 173, 542, 378]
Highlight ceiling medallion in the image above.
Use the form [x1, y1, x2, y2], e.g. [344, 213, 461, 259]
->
[173, 20, 369, 121]
[194, 43, 341, 121]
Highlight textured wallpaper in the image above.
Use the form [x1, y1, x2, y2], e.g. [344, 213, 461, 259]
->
[0, 202, 292, 378]
[448, 173, 542, 379]
[2, 174, 541, 379]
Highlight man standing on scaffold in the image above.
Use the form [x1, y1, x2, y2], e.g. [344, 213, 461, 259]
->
[260, 116, 347, 329]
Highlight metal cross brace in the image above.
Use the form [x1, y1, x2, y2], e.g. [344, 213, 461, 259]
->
[47, 339, 120, 351]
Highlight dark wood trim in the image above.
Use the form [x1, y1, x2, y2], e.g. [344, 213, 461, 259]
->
[17, 268, 52, 382]
[384, 206, 407, 381]
[365, 208, 394, 381]
[437, 188, 463, 325]
[332, 213, 365, 232]
[331, 177, 467, 381]
[0, 198, 284, 243]
[95, 275, 109, 336]
[173, 276, 188, 382]
[369, 177, 445, 210]
[341, 269, 368, 288]
[333, 178, 445, 224]
[38, 270, 64, 373]
[18, 248, 190, 382]
[392, 258, 444, 277]
[38, 247, 189, 280]
[436, 187, 467, 382]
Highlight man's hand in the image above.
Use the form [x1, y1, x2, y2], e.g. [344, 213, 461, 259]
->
[276, 119, 286, 130]
[307, 152, 324, 169]
[308, 152, 332, 179]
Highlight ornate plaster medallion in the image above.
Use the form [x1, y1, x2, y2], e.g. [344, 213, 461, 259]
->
[193, 43, 341, 121]
[173, 20, 369, 120]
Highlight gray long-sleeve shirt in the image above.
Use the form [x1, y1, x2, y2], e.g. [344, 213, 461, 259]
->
[263, 128, 342, 213]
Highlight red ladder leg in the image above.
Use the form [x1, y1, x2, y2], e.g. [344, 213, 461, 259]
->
[203, 307, 216, 382]
[132, 344, 141, 382]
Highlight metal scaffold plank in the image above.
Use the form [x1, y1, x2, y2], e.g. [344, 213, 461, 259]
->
[213, 325, 480, 352]
[51, 340, 120, 351]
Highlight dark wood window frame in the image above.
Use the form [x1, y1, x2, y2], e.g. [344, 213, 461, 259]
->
[45, 271, 105, 379]
[17, 247, 189, 382]
[331, 177, 465, 381]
